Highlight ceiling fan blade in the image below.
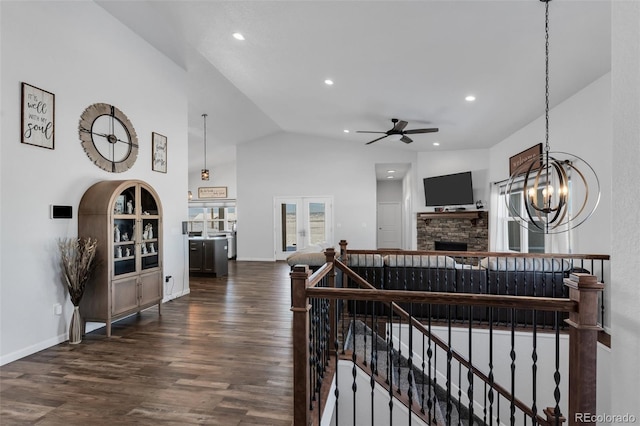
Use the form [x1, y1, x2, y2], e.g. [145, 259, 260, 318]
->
[392, 120, 408, 132]
[356, 131, 387, 134]
[401, 135, 413, 144]
[403, 127, 439, 134]
[365, 135, 389, 145]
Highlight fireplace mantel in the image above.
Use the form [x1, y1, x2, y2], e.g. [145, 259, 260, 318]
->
[418, 211, 482, 225]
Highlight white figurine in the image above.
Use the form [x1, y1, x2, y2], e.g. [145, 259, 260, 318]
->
[150, 243, 155, 253]
[125, 247, 131, 257]
[142, 243, 148, 255]
[122, 232, 129, 242]
[144, 223, 153, 240]
[126, 200, 133, 214]
[114, 225, 120, 242]
[116, 246, 122, 258]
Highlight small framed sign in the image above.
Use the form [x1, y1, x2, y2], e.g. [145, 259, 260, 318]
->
[21, 82, 55, 149]
[152, 132, 167, 173]
[509, 143, 542, 176]
[198, 187, 228, 199]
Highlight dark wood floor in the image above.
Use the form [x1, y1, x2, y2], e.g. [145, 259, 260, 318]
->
[0, 261, 294, 425]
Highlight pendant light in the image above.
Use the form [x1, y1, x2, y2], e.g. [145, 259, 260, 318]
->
[201, 113, 210, 181]
[505, 0, 599, 234]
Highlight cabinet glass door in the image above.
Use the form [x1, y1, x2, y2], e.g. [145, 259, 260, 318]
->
[140, 187, 160, 270]
[113, 186, 137, 276]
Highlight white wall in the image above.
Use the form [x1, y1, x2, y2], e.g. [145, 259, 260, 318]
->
[611, 0, 640, 418]
[488, 74, 612, 256]
[236, 132, 416, 260]
[376, 180, 402, 203]
[0, 1, 189, 364]
[188, 144, 237, 201]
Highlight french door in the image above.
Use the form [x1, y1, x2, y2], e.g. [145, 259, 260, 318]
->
[274, 196, 333, 260]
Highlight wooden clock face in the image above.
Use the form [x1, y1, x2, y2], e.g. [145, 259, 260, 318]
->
[78, 103, 138, 173]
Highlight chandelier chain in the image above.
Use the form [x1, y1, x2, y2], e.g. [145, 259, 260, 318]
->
[544, 0, 550, 153]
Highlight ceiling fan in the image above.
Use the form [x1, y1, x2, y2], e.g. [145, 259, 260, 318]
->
[357, 118, 439, 145]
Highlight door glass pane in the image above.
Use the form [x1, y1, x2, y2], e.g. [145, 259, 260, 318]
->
[308, 202, 326, 245]
[281, 203, 297, 252]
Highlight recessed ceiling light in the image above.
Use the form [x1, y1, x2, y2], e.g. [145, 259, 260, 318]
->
[387, 170, 396, 173]
[343, 129, 350, 133]
[386, 175, 394, 179]
[433, 142, 440, 146]
[465, 95, 476, 102]
[232, 32, 245, 41]
[324, 79, 334, 86]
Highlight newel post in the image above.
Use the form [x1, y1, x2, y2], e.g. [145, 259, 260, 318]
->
[325, 248, 337, 355]
[339, 239, 348, 260]
[291, 265, 311, 426]
[564, 273, 604, 426]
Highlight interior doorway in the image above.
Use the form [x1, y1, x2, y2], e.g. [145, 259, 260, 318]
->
[274, 196, 333, 260]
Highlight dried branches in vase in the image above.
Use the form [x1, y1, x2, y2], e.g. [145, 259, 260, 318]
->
[58, 237, 98, 344]
[58, 237, 98, 305]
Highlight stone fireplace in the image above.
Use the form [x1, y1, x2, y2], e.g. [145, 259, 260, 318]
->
[417, 211, 489, 252]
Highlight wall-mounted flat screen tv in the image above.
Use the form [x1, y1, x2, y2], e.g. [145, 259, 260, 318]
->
[424, 171, 474, 206]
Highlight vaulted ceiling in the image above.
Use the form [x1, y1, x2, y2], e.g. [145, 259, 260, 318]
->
[97, 0, 611, 176]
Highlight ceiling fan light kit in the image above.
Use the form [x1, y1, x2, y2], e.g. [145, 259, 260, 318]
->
[358, 118, 438, 145]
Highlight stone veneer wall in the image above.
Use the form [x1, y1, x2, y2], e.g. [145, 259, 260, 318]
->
[417, 211, 489, 252]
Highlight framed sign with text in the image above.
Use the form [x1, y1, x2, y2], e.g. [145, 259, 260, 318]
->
[198, 187, 228, 199]
[509, 143, 542, 176]
[152, 132, 167, 173]
[21, 82, 55, 149]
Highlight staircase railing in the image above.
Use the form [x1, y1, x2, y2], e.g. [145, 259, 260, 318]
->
[291, 246, 605, 426]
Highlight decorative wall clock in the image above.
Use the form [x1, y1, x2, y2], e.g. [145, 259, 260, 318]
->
[78, 103, 138, 172]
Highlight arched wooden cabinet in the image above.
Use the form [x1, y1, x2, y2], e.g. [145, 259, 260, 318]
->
[78, 180, 163, 336]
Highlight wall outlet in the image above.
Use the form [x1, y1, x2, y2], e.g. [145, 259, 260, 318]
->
[165, 275, 172, 283]
[53, 303, 62, 315]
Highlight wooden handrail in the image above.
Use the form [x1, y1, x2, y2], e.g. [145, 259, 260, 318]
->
[307, 286, 576, 312]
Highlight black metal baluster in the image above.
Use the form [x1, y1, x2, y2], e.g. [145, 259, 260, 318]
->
[370, 275, 376, 426]
[532, 311, 538, 425]
[427, 311, 434, 422]
[421, 331, 426, 415]
[510, 308, 516, 426]
[309, 298, 317, 410]
[446, 304, 452, 426]
[334, 302, 340, 426]
[388, 304, 394, 426]
[408, 313, 414, 426]
[496, 393, 501, 426]
[467, 308, 474, 424]
[553, 311, 561, 426]
[397, 315, 402, 396]
[488, 307, 494, 426]
[347, 287, 358, 426]
[483, 381, 488, 426]
[457, 362, 462, 426]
